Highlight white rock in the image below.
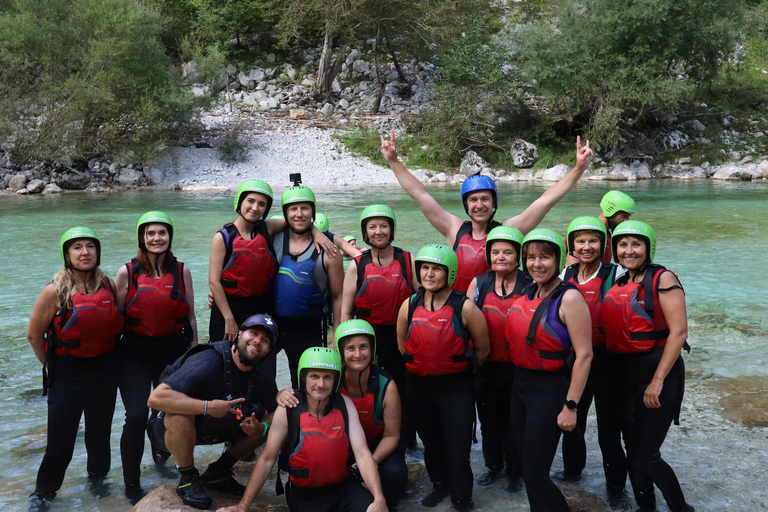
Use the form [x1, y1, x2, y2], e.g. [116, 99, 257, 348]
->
[536, 164, 570, 181]
[432, 172, 447, 182]
[352, 60, 370, 74]
[711, 164, 753, 181]
[7, 174, 28, 191]
[460, 151, 490, 175]
[42, 183, 63, 194]
[452, 173, 468, 183]
[320, 103, 334, 116]
[410, 169, 429, 181]
[266, 53, 276, 63]
[662, 130, 691, 151]
[339, 99, 350, 109]
[510, 139, 538, 168]
[26, 179, 45, 193]
[678, 157, 692, 165]
[248, 69, 265, 82]
[15, 188, 29, 195]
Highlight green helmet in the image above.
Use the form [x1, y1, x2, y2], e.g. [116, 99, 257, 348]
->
[343, 235, 357, 243]
[297, 347, 342, 391]
[314, 212, 330, 231]
[335, 319, 377, 365]
[137, 211, 174, 249]
[360, 204, 396, 246]
[485, 226, 524, 266]
[521, 228, 566, 274]
[567, 216, 607, 259]
[281, 185, 316, 221]
[235, 179, 273, 217]
[415, 244, 459, 287]
[600, 190, 636, 218]
[60, 226, 101, 267]
[611, 220, 656, 263]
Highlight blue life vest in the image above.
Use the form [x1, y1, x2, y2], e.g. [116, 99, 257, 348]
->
[270, 230, 326, 319]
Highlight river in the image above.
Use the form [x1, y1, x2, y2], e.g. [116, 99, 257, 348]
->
[1, 180, 767, 511]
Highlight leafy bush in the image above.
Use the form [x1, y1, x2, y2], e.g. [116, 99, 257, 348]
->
[509, 0, 745, 150]
[0, 0, 200, 165]
[215, 122, 252, 164]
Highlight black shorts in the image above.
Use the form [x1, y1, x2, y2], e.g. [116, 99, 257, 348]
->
[148, 410, 250, 452]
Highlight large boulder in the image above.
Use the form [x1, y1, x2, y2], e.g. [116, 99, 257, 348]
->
[536, 163, 570, 181]
[7, 174, 28, 191]
[51, 160, 91, 190]
[711, 163, 753, 181]
[661, 130, 692, 151]
[26, 179, 45, 193]
[510, 139, 538, 168]
[182, 61, 201, 82]
[755, 160, 768, 179]
[460, 151, 490, 175]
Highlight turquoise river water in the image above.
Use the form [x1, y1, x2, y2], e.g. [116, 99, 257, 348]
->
[1, 180, 767, 511]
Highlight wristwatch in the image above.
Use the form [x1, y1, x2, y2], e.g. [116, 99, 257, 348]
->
[565, 399, 578, 411]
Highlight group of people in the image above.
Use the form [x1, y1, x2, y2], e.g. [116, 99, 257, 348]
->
[26, 130, 694, 512]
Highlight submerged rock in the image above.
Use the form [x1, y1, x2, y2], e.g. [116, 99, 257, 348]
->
[713, 376, 768, 427]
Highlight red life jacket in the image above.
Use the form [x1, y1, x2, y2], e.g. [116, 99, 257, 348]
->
[562, 262, 617, 348]
[404, 289, 474, 377]
[601, 234, 613, 264]
[353, 248, 414, 326]
[219, 222, 278, 297]
[47, 278, 123, 358]
[282, 392, 352, 488]
[339, 365, 391, 447]
[473, 270, 531, 363]
[506, 282, 574, 372]
[451, 221, 500, 293]
[124, 258, 190, 337]
[602, 265, 673, 354]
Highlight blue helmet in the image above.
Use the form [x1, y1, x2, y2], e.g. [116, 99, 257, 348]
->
[460, 175, 498, 219]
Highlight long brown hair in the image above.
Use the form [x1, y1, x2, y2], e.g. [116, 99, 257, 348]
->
[52, 267, 106, 310]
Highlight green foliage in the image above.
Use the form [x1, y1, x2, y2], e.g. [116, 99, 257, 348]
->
[511, 0, 745, 150]
[179, 37, 227, 84]
[0, 0, 199, 164]
[215, 122, 252, 164]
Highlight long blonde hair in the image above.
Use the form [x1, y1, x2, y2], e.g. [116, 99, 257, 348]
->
[52, 267, 106, 310]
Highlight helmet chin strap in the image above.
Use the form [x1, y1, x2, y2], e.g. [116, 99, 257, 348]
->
[372, 241, 392, 266]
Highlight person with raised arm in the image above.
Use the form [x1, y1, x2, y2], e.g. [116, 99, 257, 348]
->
[381, 130, 593, 293]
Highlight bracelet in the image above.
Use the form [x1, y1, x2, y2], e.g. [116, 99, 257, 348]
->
[261, 421, 270, 437]
[203, 400, 208, 415]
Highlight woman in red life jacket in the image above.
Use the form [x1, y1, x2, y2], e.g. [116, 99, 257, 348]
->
[113, 211, 197, 500]
[602, 221, 693, 512]
[465, 226, 530, 492]
[396, 244, 490, 511]
[505, 229, 592, 512]
[340, 205, 418, 412]
[27, 227, 124, 504]
[559, 216, 631, 507]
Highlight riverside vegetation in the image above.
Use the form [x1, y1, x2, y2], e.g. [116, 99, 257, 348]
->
[1, 0, 768, 191]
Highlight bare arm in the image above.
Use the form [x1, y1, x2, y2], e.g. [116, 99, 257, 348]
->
[381, 130, 463, 242]
[344, 396, 387, 512]
[371, 380, 401, 465]
[465, 277, 479, 305]
[503, 137, 593, 235]
[208, 232, 238, 341]
[114, 264, 129, 314]
[147, 383, 244, 417]
[462, 300, 490, 366]
[217, 406, 288, 512]
[27, 284, 59, 366]
[182, 264, 198, 346]
[396, 298, 410, 355]
[340, 259, 359, 323]
[325, 250, 345, 343]
[644, 272, 688, 409]
[558, 288, 593, 430]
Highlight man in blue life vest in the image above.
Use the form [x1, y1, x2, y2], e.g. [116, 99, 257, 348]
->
[217, 347, 387, 512]
[147, 314, 279, 510]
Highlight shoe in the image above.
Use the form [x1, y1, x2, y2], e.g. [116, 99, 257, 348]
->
[554, 470, 582, 482]
[176, 468, 212, 509]
[607, 487, 632, 510]
[451, 497, 474, 511]
[200, 465, 246, 495]
[476, 469, 501, 486]
[28, 492, 54, 512]
[506, 475, 523, 493]
[421, 485, 450, 508]
[125, 484, 148, 506]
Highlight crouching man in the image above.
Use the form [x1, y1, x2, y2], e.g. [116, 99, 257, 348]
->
[217, 347, 387, 512]
[147, 314, 279, 509]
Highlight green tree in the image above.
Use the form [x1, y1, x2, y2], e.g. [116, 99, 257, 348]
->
[0, 0, 199, 164]
[510, 0, 744, 149]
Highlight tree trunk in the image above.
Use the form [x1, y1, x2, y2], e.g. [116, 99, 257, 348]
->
[314, 25, 343, 98]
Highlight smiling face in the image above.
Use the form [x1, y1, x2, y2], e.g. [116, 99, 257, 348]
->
[304, 369, 335, 402]
[286, 202, 313, 232]
[465, 190, 494, 223]
[142, 223, 171, 254]
[236, 327, 272, 366]
[489, 240, 518, 274]
[615, 235, 648, 271]
[66, 239, 98, 271]
[572, 231, 602, 265]
[365, 217, 392, 248]
[341, 334, 373, 371]
[419, 262, 448, 291]
[524, 242, 557, 285]
[239, 192, 270, 223]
